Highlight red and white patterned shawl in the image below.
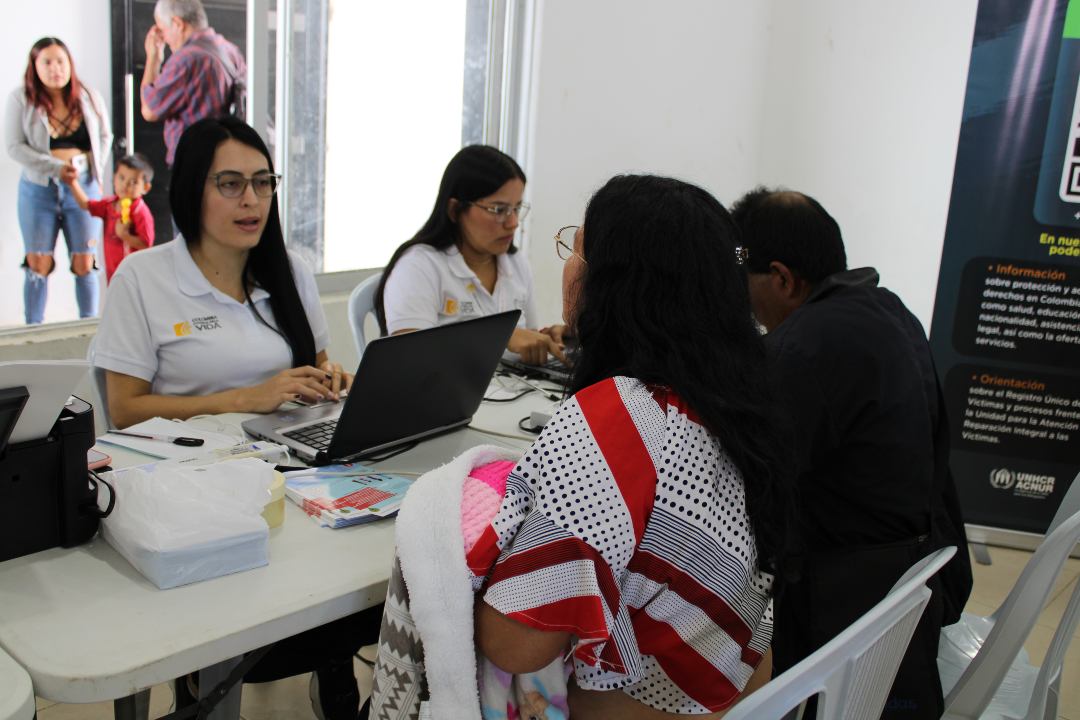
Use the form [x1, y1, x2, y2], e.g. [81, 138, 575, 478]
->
[466, 376, 774, 714]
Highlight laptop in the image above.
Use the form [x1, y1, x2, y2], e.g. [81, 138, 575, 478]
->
[243, 310, 520, 464]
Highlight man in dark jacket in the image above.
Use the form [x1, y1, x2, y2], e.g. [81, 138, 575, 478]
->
[731, 188, 972, 719]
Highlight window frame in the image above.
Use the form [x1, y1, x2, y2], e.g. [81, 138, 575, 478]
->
[278, 0, 537, 272]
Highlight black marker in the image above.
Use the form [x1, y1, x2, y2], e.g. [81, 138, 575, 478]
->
[110, 430, 205, 447]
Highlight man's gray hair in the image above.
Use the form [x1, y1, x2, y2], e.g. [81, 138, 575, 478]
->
[154, 0, 209, 29]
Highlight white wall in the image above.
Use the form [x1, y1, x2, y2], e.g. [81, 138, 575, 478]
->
[524, 0, 979, 331]
[0, 2, 113, 328]
[524, 0, 776, 324]
[757, 0, 978, 328]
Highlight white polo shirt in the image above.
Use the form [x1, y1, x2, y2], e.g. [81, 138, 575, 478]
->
[94, 237, 330, 397]
[382, 244, 538, 334]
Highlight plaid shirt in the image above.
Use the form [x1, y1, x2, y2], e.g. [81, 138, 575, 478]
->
[141, 28, 246, 165]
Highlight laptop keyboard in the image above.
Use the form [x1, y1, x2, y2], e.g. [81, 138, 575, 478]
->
[283, 418, 338, 451]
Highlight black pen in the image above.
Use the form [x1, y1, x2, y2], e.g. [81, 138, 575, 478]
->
[110, 431, 205, 447]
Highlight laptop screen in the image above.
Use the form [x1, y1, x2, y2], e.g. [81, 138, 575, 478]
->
[325, 310, 521, 459]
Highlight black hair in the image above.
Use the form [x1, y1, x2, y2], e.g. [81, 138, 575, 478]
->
[571, 174, 797, 583]
[729, 186, 846, 285]
[117, 152, 155, 183]
[374, 145, 526, 334]
[170, 116, 316, 368]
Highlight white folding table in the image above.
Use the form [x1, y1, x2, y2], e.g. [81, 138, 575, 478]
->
[0, 388, 556, 719]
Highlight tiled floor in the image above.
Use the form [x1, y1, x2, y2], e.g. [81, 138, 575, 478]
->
[30, 546, 1080, 719]
[963, 546, 1080, 720]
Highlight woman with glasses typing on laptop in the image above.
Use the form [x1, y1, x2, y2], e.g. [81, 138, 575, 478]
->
[374, 144, 569, 365]
[472, 175, 795, 718]
[93, 116, 374, 719]
[93, 116, 352, 430]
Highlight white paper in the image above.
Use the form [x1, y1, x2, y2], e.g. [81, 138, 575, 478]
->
[0, 360, 89, 444]
[98, 417, 239, 460]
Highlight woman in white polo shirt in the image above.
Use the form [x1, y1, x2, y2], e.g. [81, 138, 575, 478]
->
[93, 116, 374, 719]
[94, 116, 351, 429]
[374, 145, 567, 365]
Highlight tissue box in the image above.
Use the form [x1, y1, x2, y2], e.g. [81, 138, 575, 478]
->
[102, 522, 267, 590]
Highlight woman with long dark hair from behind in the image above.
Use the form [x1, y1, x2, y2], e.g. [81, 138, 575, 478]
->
[93, 116, 351, 429]
[5, 37, 112, 323]
[374, 144, 567, 365]
[473, 175, 795, 718]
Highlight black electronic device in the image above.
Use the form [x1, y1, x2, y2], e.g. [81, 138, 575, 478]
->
[0, 394, 113, 563]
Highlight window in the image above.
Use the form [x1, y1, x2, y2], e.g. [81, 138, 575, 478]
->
[280, 0, 536, 273]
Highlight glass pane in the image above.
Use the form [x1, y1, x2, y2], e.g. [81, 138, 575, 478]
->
[323, 0, 467, 272]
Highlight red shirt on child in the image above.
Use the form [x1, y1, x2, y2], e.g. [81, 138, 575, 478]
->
[86, 196, 155, 281]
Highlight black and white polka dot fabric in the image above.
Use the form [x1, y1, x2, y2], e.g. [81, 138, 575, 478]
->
[479, 377, 774, 714]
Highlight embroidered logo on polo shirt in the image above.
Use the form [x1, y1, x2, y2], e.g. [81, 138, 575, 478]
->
[173, 321, 193, 337]
[192, 315, 222, 331]
[443, 298, 459, 315]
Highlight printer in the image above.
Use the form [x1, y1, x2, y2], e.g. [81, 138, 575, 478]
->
[0, 390, 109, 563]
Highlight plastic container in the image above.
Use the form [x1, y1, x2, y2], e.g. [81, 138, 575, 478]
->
[262, 471, 286, 528]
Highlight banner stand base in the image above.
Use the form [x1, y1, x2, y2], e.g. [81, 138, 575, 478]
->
[971, 542, 994, 566]
[966, 523, 1080, 561]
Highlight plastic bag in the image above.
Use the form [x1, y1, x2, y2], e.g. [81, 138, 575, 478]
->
[102, 458, 273, 589]
[937, 612, 1037, 720]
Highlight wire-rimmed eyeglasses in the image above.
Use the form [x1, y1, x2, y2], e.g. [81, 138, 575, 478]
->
[555, 225, 586, 263]
[469, 201, 531, 222]
[556, 224, 746, 265]
[208, 171, 282, 199]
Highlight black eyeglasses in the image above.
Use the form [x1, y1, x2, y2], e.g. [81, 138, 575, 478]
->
[208, 171, 281, 199]
[468, 201, 531, 222]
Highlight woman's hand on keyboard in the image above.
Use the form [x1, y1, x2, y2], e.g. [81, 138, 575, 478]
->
[318, 360, 353, 396]
[236, 366, 335, 412]
[540, 324, 569, 347]
[508, 327, 566, 366]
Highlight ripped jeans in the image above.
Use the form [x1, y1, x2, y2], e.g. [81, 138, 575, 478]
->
[17, 173, 102, 324]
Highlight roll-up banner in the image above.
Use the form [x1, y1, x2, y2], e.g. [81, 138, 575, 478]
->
[930, 0, 1080, 543]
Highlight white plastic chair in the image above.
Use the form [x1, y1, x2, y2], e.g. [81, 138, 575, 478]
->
[0, 646, 34, 720]
[939, 470, 1080, 720]
[723, 546, 957, 720]
[86, 334, 113, 431]
[347, 272, 382, 359]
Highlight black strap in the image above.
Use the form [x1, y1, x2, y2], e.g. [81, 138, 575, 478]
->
[84, 471, 115, 518]
[155, 644, 274, 720]
[185, 35, 245, 119]
[186, 36, 242, 84]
